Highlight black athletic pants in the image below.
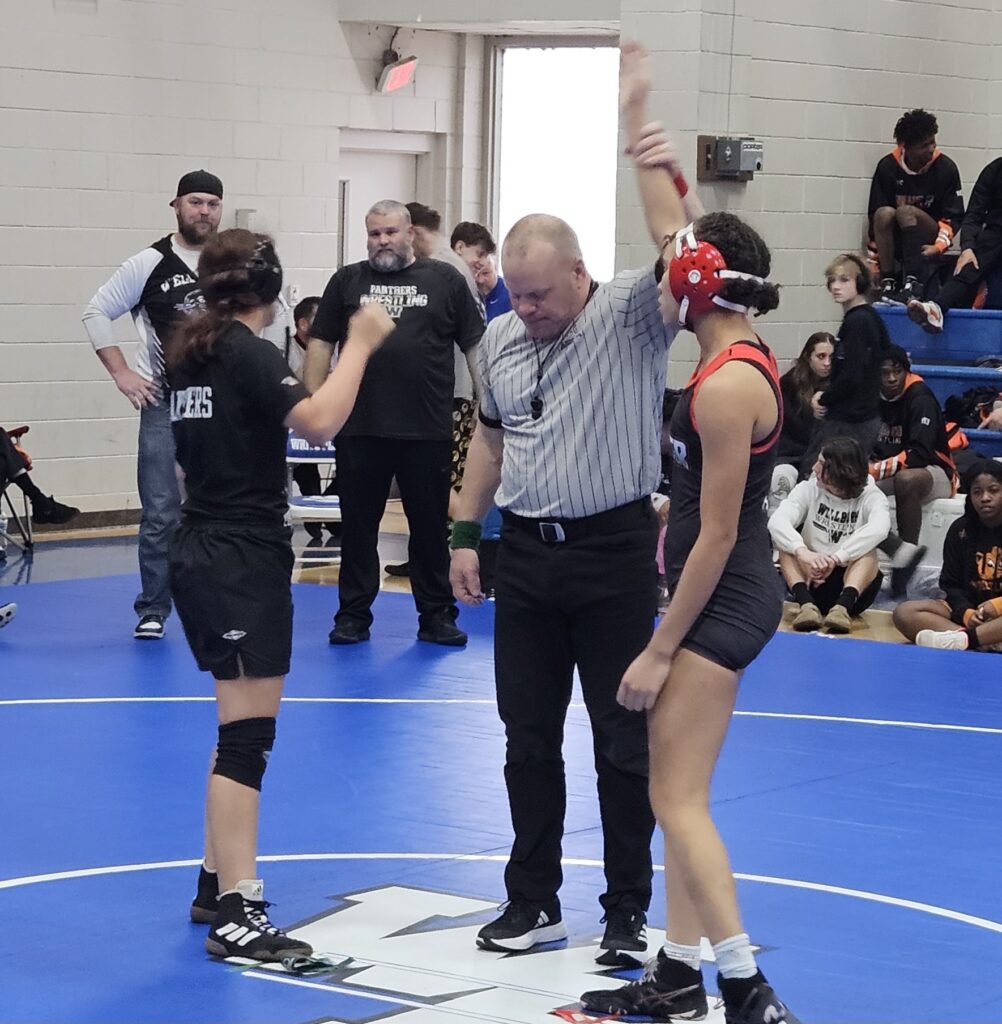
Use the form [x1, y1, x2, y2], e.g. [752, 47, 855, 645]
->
[0, 428, 28, 490]
[334, 436, 456, 629]
[493, 500, 658, 913]
[936, 230, 1002, 313]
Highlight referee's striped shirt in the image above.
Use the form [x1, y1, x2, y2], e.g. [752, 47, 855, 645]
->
[479, 264, 677, 519]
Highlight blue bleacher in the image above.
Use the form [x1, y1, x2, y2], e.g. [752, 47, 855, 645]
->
[877, 306, 1002, 364]
[876, 305, 1002, 457]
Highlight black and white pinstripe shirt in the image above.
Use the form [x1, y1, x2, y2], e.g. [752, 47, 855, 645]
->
[479, 265, 676, 518]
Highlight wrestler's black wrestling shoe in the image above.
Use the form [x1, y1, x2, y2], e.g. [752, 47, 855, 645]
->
[205, 880, 313, 962]
[580, 949, 708, 1019]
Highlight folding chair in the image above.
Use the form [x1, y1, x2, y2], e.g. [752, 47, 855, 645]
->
[1, 426, 34, 556]
[286, 433, 340, 564]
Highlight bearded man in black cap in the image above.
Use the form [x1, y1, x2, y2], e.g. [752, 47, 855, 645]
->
[83, 170, 224, 640]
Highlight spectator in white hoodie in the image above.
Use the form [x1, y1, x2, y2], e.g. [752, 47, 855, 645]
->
[769, 437, 891, 635]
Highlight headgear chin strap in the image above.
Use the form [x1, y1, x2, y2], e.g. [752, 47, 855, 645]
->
[668, 223, 766, 328]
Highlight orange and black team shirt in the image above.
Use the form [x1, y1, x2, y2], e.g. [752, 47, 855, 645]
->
[940, 517, 1002, 624]
[867, 146, 964, 253]
[871, 373, 957, 491]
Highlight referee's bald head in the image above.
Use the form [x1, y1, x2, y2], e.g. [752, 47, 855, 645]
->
[501, 214, 592, 341]
[502, 214, 583, 265]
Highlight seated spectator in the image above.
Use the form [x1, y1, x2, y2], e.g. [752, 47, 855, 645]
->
[0, 602, 14, 628]
[779, 332, 834, 463]
[868, 108, 963, 305]
[285, 295, 321, 380]
[893, 460, 1002, 650]
[1, 427, 78, 525]
[450, 221, 512, 322]
[908, 154, 1002, 332]
[800, 254, 889, 478]
[769, 438, 891, 634]
[871, 345, 957, 548]
[770, 333, 833, 511]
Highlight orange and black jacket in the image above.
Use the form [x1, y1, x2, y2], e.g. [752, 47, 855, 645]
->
[868, 147, 964, 253]
[871, 373, 957, 487]
[941, 516, 1002, 624]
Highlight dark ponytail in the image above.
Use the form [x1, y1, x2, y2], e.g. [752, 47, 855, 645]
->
[694, 211, 781, 315]
[166, 228, 282, 375]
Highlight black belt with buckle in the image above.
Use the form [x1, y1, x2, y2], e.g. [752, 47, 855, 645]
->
[501, 498, 652, 544]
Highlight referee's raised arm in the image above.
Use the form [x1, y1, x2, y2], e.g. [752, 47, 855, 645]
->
[619, 42, 687, 255]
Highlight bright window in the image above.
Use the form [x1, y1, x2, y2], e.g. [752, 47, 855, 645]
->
[497, 46, 620, 282]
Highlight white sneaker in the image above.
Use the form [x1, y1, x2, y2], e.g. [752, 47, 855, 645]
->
[906, 299, 944, 334]
[916, 629, 968, 650]
[0, 602, 16, 629]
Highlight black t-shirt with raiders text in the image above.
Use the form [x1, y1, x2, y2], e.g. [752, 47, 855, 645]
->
[310, 258, 484, 440]
[170, 321, 309, 526]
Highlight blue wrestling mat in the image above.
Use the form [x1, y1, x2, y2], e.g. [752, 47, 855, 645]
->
[0, 575, 999, 1022]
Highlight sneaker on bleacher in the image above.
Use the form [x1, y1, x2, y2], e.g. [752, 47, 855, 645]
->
[906, 298, 944, 334]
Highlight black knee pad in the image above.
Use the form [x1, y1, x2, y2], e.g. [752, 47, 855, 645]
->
[213, 716, 276, 791]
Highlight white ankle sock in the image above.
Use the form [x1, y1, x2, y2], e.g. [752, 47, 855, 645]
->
[661, 939, 702, 971]
[712, 932, 757, 979]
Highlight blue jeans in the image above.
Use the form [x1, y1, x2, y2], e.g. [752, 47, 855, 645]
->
[135, 402, 180, 618]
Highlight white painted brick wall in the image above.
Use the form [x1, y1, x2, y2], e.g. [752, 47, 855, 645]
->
[619, 0, 1002, 387]
[0, 0, 484, 510]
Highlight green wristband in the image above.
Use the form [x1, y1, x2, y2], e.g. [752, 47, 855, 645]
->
[450, 520, 483, 551]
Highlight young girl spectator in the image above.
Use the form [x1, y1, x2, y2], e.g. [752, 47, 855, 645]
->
[580, 212, 799, 1023]
[778, 332, 833, 464]
[769, 332, 833, 511]
[769, 438, 890, 634]
[800, 254, 890, 477]
[168, 229, 392, 961]
[893, 460, 1002, 650]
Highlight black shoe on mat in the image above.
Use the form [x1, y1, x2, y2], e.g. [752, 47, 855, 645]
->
[205, 880, 312, 962]
[581, 949, 708, 1018]
[476, 899, 567, 952]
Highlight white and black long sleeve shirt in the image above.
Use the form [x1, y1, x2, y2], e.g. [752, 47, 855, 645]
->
[82, 234, 203, 397]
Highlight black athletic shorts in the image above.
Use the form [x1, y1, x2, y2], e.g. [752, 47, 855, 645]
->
[808, 565, 883, 616]
[674, 542, 784, 672]
[170, 521, 294, 680]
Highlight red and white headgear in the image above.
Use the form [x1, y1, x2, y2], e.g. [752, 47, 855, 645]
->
[668, 223, 767, 328]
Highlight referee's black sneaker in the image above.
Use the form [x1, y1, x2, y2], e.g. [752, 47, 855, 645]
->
[476, 899, 567, 951]
[205, 880, 313, 962]
[718, 972, 801, 1024]
[595, 905, 647, 966]
[329, 620, 370, 644]
[580, 949, 708, 1018]
[190, 864, 219, 924]
[417, 614, 468, 647]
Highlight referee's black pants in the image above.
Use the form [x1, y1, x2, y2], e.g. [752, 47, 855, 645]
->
[334, 436, 457, 629]
[493, 500, 658, 913]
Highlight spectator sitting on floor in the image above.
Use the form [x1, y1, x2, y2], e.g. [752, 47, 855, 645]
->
[868, 108, 964, 306]
[769, 332, 833, 511]
[908, 153, 1002, 333]
[1, 426, 78, 525]
[769, 438, 891, 635]
[893, 459, 1002, 651]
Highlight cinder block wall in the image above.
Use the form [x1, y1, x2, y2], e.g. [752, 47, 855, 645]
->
[0, 0, 483, 511]
[617, 0, 999, 384]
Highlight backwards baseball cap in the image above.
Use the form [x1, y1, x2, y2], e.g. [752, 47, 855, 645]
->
[173, 169, 223, 203]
